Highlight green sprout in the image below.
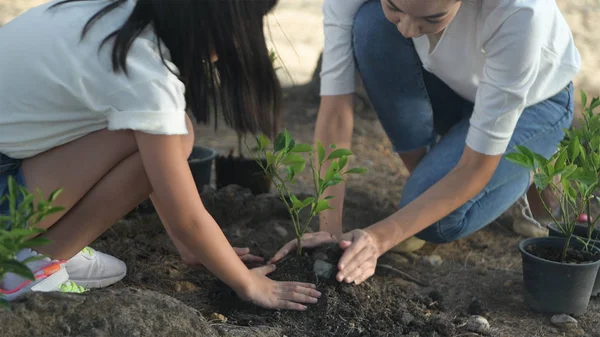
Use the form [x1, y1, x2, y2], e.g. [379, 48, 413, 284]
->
[0, 176, 64, 309]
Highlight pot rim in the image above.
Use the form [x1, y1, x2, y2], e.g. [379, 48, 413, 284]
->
[518, 236, 600, 267]
[546, 222, 600, 243]
[189, 145, 217, 162]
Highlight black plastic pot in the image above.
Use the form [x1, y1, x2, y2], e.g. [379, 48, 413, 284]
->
[548, 222, 600, 297]
[519, 236, 600, 315]
[215, 154, 271, 195]
[188, 145, 217, 193]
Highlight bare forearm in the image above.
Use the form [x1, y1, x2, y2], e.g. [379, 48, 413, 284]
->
[368, 150, 501, 253]
[314, 94, 354, 237]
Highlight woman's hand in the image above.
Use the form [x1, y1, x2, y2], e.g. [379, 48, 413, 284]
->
[335, 229, 381, 285]
[183, 247, 264, 268]
[238, 264, 322, 310]
[268, 232, 339, 264]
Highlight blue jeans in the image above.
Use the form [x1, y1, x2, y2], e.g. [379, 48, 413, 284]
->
[0, 153, 26, 228]
[353, 1, 574, 243]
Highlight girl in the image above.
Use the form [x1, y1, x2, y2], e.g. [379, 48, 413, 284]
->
[270, 0, 580, 285]
[0, 0, 321, 311]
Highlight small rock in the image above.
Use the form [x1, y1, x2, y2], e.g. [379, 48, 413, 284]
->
[429, 291, 443, 302]
[551, 314, 578, 330]
[209, 313, 227, 323]
[466, 315, 490, 334]
[400, 312, 414, 325]
[467, 298, 488, 316]
[421, 255, 443, 267]
[313, 260, 335, 279]
[408, 332, 420, 337]
[273, 223, 288, 237]
[503, 280, 512, 287]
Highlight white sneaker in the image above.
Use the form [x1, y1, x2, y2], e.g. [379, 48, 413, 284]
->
[512, 195, 551, 238]
[65, 247, 127, 289]
[1, 262, 87, 301]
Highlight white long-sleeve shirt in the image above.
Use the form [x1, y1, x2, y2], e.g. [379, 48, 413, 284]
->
[320, 0, 581, 155]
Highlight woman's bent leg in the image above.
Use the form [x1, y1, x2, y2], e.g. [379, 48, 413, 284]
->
[401, 85, 574, 243]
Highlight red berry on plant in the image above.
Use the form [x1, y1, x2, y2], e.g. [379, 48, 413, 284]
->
[578, 213, 590, 223]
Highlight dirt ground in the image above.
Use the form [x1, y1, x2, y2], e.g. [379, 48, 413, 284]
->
[2, 1, 600, 337]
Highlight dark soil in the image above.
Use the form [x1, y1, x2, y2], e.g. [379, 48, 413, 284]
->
[210, 233, 458, 337]
[526, 244, 600, 264]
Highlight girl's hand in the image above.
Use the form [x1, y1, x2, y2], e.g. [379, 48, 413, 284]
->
[183, 247, 264, 268]
[268, 232, 338, 264]
[238, 264, 322, 311]
[335, 229, 381, 285]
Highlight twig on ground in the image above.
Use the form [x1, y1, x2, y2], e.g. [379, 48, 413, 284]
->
[377, 264, 429, 287]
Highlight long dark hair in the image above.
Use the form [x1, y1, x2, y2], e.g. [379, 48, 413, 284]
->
[49, 0, 282, 137]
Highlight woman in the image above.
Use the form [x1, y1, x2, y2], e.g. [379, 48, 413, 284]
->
[270, 0, 580, 285]
[0, 0, 321, 310]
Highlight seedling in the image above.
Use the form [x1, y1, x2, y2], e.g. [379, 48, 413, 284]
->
[506, 90, 600, 262]
[0, 176, 64, 309]
[252, 129, 367, 255]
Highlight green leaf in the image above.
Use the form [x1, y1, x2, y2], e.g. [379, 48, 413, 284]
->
[569, 168, 598, 185]
[568, 136, 581, 163]
[344, 167, 368, 174]
[301, 197, 315, 208]
[324, 161, 340, 182]
[282, 153, 305, 165]
[273, 132, 287, 152]
[286, 166, 296, 182]
[48, 188, 63, 203]
[590, 97, 600, 112]
[533, 172, 550, 190]
[265, 152, 276, 166]
[581, 90, 588, 109]
[256, 134, 270, 151]
[324, 196, 334, 200]
[567, 184, 578, 201]
[322, 177, 344, 190]
[290, 143, 312, 153]
[317, 141, 326, 165]
[532, 153, 548, 168]
[329, 144, 337, 149]
[553, 150, 567, 172]
[314, 199, 333, 213]
[338, 156, 348, 171]
[327, 149, 353, 160]
[1, 260, 34, 280]
[291, 162, 306, 176]
[505, 152, 533, 169]
[291, 195, 303, 209]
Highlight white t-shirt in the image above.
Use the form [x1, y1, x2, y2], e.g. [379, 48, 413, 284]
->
[0, 0, 188, 159]
[320, 0, 581, 155]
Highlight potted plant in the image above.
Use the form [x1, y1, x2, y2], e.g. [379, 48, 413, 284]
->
[252, 129, 367, 256]
[505, 90, 600, 315]
[0, 176, 64, 309]
[215, 50, 281, 195]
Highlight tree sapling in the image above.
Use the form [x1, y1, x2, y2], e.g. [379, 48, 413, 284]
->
[506, 90, 600, 261]
[253, 129, 367, 255]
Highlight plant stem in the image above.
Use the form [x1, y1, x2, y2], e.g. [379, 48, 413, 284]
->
[562, 233, 571, 262]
